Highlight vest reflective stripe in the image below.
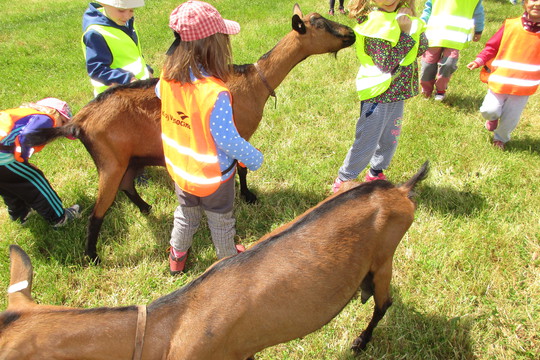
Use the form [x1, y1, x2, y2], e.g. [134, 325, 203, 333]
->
[354, 11, 425, 100]
[483, 18, 540, 96]
[161, 132, 219, 164]
[0, 108, 55, 162]
[425, 0, 479, 49]
[82, 23, 150, 95]
[160, 76, 226, 197]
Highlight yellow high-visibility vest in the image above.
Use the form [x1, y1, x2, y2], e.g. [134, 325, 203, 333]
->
[354, 11, 425, 100]
[425, 0, 480, 50]
[82, 23, 150, 95]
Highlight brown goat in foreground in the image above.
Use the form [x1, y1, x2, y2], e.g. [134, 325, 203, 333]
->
[26, 4, 356, 263]
[0, 162, 429, 360]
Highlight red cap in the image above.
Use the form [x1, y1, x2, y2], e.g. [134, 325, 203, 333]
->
[169, 1, 240, 42]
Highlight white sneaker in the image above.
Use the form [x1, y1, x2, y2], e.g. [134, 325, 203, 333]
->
[54, 204, 81, 227]
[434, 92, 446, 101]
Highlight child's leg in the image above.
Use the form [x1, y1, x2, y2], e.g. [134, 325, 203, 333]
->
[2, 162, 64, 224]
[479, 89, 504, 121]
[0, 187, 29, 221]
[434, 48, 459, 93]
[338, 102, 387, 181]
[420, 47, 442, 95]
[494, 95, 529, 143]
[205, 210, 237, 259]
[169, 204, 202, 252]
[199, 177, 237, 259]
[370, 101, 405, 171]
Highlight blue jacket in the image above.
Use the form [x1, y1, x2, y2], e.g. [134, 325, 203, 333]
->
[82, 2, 153, 86]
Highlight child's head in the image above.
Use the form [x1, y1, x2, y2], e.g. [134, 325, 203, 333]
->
[524, 0, 540, 22]
[98, 0, 145, 26]
[348, 0, 416, 18]
[23, 98, 72, 125]
[163, 1, 240, 83]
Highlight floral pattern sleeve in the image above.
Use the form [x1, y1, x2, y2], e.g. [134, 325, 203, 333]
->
[363, 33, 426, 102]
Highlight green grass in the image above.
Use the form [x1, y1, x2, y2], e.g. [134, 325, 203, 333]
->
[1, 0, 539, 359]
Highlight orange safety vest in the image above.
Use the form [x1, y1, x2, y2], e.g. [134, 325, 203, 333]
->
[0, 108, 56, 162]
[160, 76, 229, 197]
[480, 18, 540, 96]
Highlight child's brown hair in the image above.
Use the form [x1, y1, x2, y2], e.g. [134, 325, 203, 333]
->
[162, 33, 233, 84]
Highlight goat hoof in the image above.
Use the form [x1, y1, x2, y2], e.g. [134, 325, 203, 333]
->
[85, 252, 101, 265]
[140, 204, 152, 215]
[350, 336, 368, 354]
[241, 191, 258, 204]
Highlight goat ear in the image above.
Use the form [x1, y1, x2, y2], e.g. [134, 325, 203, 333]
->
[7, 245, 35, 309]
[292, 14, 306, 34]
[293, 3, 303, 18]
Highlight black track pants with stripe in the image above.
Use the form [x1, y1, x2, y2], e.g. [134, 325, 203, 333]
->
[0, 161, 64, 224]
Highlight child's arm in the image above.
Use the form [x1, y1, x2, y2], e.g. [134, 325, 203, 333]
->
[467, 25, 504, 70]
[83, 32, 135, 85]
[420, 0, 432, 23]
[17, 115, 54, 161]
[472, 0, 485, 42]
[210, 92, 263, 172]
[366, 34, 416, 73]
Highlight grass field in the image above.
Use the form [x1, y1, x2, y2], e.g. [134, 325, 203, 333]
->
[0, 0, 538, 358]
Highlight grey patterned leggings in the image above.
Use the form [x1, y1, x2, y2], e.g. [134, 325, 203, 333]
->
[338, 100, 405, 181]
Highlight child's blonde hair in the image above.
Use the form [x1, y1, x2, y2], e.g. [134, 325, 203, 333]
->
[347, 0, 417, 18]
[162, 33, 233, 84]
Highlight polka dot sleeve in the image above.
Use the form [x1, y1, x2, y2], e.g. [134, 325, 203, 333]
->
[210, 91, 263, 173]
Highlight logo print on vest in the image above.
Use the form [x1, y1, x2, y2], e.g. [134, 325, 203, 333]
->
[162, 110, 191, 129]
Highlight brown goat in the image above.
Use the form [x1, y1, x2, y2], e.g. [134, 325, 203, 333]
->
[26, 4, 355, 263]
[0, 162, 429, 359]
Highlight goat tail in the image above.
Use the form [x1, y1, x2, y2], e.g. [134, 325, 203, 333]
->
[401, 160, 429, 195]
[25, 123, 80, 147]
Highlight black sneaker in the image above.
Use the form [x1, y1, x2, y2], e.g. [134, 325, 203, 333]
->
[9, 208, 32, 224]
[54, 204, 81, 227]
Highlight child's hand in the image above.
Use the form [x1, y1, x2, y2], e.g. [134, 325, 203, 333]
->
[466, 61, 480, 70]
[472, 33, 482, 42]
[396, 8, 413, 34]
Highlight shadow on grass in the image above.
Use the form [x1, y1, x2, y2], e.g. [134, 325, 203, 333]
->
[417, 184, 486, 217]
[506, 136, 540, 155]
[334, 292, 475, 360]
[441, 91, 483, 114]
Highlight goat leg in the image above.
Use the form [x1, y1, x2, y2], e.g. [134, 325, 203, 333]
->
[237, 165, 257, 204]
[351, 299, 392, 353]
[121, 165, 152, 214]
[86, 215, 104, 264]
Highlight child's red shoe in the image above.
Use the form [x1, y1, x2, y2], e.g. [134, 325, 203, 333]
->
[365, 172, 387, 182]
[485, 120, 499, 131]
[169, 247, 188, 275]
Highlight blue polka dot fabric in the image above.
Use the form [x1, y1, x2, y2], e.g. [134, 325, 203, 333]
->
[210, 91, 263, 180]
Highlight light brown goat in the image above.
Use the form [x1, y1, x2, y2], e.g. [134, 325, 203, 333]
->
[26, 4, 355, 263]
[0, 162, 429, 359]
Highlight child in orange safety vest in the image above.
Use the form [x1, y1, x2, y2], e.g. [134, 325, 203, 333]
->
[0, 98, 81, 226]
[158, 1, 263, 275]
[467, 0, 540, 150]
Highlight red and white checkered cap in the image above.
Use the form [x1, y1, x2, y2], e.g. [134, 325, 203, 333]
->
[169, 1, 240, 42]
[36, 98, 72, 120]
